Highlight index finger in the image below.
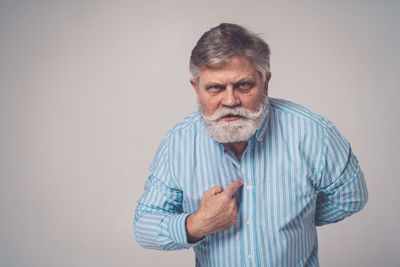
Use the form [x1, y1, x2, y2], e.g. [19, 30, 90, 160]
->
[223, 179, 244, 197]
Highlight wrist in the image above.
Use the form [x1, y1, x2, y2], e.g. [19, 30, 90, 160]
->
[186, 213, 205, 243]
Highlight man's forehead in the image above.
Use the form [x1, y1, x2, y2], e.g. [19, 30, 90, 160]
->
[198, 57, 259, 83]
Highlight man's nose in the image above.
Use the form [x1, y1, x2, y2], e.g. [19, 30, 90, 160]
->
[222, 87, 240, 107]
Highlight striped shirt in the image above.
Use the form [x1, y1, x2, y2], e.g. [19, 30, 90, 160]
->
[134, 97, 368, 267]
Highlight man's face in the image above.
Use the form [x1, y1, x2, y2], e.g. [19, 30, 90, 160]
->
[190, 56, 271, 143]
[191, 56, 269, 117]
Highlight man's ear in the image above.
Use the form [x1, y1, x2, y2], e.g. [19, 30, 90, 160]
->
[264, 72, 272, 95]
[190, 78, 200, 100]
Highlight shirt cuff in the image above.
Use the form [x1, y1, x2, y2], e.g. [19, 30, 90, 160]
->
[167, 213, 204, 248]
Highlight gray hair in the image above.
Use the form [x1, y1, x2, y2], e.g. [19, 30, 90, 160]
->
[189, 23, 271, 83]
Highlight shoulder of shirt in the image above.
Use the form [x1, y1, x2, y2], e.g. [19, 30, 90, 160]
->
[161, 111, 203, 140]
[269, 97, 335, 129]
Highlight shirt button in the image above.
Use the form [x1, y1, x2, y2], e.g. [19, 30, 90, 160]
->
[246, 220, 251, 225]
[245, 185, 252, 190]
[247, 254, 253, 260]
[258, 137, 263, 142]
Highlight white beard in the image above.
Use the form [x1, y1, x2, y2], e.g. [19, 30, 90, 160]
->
[200, 98, 269, 143]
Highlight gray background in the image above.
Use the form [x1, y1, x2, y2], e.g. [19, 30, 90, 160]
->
[0, 0, 399, 266]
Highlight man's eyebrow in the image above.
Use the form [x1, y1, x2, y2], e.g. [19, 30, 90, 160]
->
[231, 78, 256, 87]
[204, 82, 225, 88]
[235, 77, 255, 83]
[203, 76, 256, 88]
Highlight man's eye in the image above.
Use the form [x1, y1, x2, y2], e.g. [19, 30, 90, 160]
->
[236, 82, 252, 92]
[208, 86, 223, 92]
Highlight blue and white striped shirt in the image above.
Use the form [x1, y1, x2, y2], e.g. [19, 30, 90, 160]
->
[134, 98, 368, 267]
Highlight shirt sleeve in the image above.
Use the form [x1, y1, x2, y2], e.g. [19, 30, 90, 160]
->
[314, 123, 368, 226]
[134, 138, 201, 250]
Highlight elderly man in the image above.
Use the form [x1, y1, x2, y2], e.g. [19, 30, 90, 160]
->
[134, 23, 368, 266]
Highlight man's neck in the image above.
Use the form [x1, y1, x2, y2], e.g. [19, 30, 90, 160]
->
[228, 141, 248, 161]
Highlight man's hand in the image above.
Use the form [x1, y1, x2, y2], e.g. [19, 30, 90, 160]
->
[186, 178, 244, 243]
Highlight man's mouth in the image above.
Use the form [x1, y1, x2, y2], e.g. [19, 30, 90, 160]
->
[220, 114, 244, 121]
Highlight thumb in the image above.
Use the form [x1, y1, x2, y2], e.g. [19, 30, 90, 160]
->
[224, 179, 244, 197]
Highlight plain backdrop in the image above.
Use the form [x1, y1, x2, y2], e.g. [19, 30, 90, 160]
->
[0, 0, 399, 266]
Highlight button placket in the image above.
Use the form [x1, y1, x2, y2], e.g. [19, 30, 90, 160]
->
[240, 140, 257, 266]
[243, 179, 255, 265]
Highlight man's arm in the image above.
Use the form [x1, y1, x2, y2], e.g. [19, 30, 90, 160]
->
[134, 174, 195, 250]
[314, 124, 368, 226]
[134, 139, 195, 250]
[134, 138, 243, 249]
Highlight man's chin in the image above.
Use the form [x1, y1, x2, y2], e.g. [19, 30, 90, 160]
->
[207, 121, 257, 143]
[201, 99, 269, 143]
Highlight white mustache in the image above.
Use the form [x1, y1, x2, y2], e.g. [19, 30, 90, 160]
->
[202, 103, 265, 123]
